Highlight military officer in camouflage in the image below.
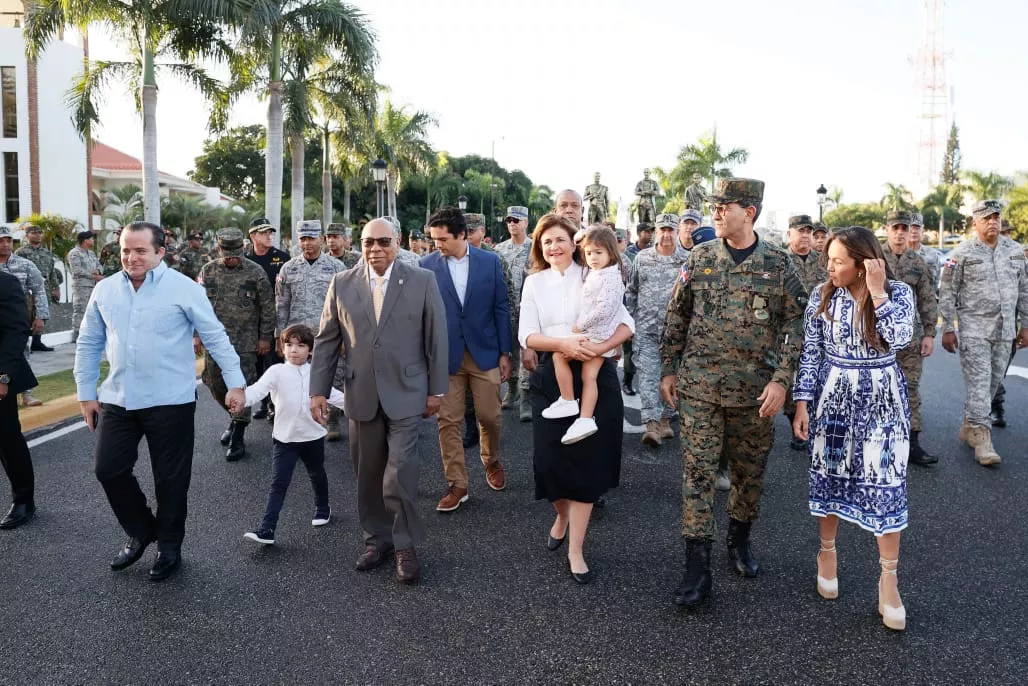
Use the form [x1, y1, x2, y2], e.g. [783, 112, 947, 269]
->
[991, 221, 1024, 427]
[326, 223, 360, 269]
[162, 228, 180, 269]
[16, 223, 62, 352]
[883, 210, 940, 466]
[174, 231, 208, 281]
[628, 213, 689, 447]
[99, 227, 123, 277]
[245, 217, 291, 421]
[496, 206, 532, 419]
[659, 178, 806, 609]
[909, 212, 942, 288]
[939, 200, 1028, 466]
[198, 228, 275, 460]
[67, 231, 103, 341]
[811, 223, 829, 253]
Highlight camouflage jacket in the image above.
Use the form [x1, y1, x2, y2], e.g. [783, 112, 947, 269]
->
[67, 245, 101, 287]
[330, 250, 361, 269]
[495, 238, 531, 303]
[175, 249, 208, 281]
[939, 235, 1028, 340]
[199, 258, 275, 353]
[15, 244, 63, 292]
[917, 245, 943, 287]
[883, 248, 938, 340]
[99, 241, 121, 276]
[0, 255, 50, 320]
[788, 249, 828, 298]
[626, 245, 690, 338]
[163, 243, 180, 269]
[275, 252, 347, 335]
[659, 238, 807, 407]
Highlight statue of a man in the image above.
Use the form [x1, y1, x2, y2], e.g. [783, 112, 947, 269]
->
[634, 168, 660, 224]
[685, 173, 707, 212]
[584, 172, 610, 224]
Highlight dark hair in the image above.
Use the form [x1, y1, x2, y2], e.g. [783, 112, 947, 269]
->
[528, 213, 581, 273]
[580, 226, 622, 271]
[280, 323, 315, 349]
[427, 207, 467, 239]
[124, 221, 165, 250]
[816, 226, 895, 352]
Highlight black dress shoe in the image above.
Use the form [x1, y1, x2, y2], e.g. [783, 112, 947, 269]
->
[0, 503, 35, 529]
[252, 398, 269, 420]
[149, 550, 181, 582]
[569, 561, 593, 584]
[621, 382, 636, 396]
[546, 534, 566, 551]
[110, 535, 155, 570]
[30, 343, 54, 352]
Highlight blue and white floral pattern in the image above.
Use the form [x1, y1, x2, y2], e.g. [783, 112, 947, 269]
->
[793, 281, 915, 535]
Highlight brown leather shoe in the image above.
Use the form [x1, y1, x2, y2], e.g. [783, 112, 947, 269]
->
[355, 545, 394, 571]
[436, 486, 469, 512]
[395, 548, 420, 584]
[485, 463, 506, 491]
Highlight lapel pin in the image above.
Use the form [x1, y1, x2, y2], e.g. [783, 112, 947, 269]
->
[398, 279, 404, 285]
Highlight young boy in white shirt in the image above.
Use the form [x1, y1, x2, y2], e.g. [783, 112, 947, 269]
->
[232, 324, 344, 545]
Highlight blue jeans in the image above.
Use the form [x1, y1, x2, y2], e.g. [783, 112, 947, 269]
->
[261, 438, 329, 531]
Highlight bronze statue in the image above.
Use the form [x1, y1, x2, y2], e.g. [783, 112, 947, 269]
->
[634, 169, 660, 224]
[685, 173, 707, 212]
[584, 172, 610, 224]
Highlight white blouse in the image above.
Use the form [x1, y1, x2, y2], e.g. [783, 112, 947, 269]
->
[243, 362, 345, 443]
[518, 262, 634, 349]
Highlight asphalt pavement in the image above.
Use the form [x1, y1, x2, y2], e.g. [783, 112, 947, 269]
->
[2, 346, 1027, 685]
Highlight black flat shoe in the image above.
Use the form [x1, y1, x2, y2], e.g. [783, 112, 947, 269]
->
[547, 534, 566, 551]
[149, 550, 181, 582]
[569, 561, 593, 585]
[110, 535, 155, 570]
[0, 503, 35, 529]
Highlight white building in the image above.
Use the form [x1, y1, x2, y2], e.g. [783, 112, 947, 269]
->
[0, 1, 89, 229]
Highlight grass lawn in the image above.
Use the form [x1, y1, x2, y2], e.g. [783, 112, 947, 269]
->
[29, 362, 109, 404]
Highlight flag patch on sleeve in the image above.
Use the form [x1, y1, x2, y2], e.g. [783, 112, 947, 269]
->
[943, 258, 957, 269]
[679, 263, 690, 284]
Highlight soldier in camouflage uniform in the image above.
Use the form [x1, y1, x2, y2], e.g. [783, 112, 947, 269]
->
[939, 200, 1028, 466]
[245, 217, 291, 421]
[811, 223, 829, 253]
[659, 178, 806, 609]
[326, 223, 360, 269]
[198, 228, 275, 460]
[0, 226, 50, 405]
[883, 210, 939, 466]
[99, 227, 123, 277]
[496, 206, 533, 420]
[174, 231, 208, 281]
[16, 223, 62, 352]
[908, 212, 942, 289]
[783, 214, 829, 450]
[991, 221, 1025, 426]
[161, 228, 180, 269]
[628, 213, 689, 447]
[66, 231, 103, 342]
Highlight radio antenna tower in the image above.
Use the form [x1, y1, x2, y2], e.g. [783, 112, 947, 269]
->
[915, 0, 949, 190]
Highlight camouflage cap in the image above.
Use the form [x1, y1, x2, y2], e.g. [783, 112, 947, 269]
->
[654, 213, 679, 229]
[910, 212, 924, 227]
[0, 225, 12, 238]
[325, 223, 350, 236]
[679, 208, 702, 224]
[248, 216, 276, 234]
[187, 231, 203, 240]
[505, 205, 529, 220]
[972, 199, 1003, 220]
[21, 222, 42, 233]
[708, 177, 765, 206]
[813, 222, 829, 235]
[296, 220, 322, 239]
[789, 214, 815, 230]
[614, 228, 628, 240]
[463, 213, 486, 229]
[217, 227, 246, 256]
[886, 209, 916, 226]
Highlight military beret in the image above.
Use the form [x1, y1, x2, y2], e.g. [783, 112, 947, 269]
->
[708, 177, 764, 206]
[691, 226, 716, 245]
[910, 212, 924, 227]
[505, 206, 528, 220]
[972, 199, 1003, 220]
[789, 214, 815, 230]
[216, 227, 245, 256]
[886, 210, 916, 226]
[248, 217, 276, 234]
[296, 220, 322, 238]
[464, 213, 486, 229]
[679, 209, 702, 224]
[655, 213, 679, 229]
[325, 223, 350, 236]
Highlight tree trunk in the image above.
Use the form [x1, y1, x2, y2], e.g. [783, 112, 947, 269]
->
[321, 126, 332, 227]
[386, 171, 397, 218]
[264, 32, 284, 247]
[343, 176, 351, 226]
[83, 27, 93, 231]
[26, 56, 40, 214]
[290, 132, 305, 237]
[141, 45, 160, 225]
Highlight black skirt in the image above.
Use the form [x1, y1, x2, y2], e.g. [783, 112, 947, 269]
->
[530, 354, 623, 503]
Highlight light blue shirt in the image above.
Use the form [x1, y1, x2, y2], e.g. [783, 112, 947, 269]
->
[74, 261, 245, 410]
[446, 251, 470, 306]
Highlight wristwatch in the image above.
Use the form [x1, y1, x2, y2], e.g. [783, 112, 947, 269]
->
[0, 373, 10, 384]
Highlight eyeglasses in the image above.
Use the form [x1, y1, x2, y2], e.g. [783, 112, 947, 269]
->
[505, 218, 523, 224]
[361, 237, 393, 248]
[711, 203, 736, 216]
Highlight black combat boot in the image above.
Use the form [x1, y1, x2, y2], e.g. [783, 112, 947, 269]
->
[991, 400, 1006, 428]
[908, 430, 938, 466]
[673, 538, 712, 608]
[726, 519, 760, 577]
[252, 396, 269, 420]
[226, 421, 246, 462]
[30, 334, 53, 352]
[219, 421, 233, 446]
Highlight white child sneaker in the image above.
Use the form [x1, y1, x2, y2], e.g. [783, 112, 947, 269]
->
[312, 507, 331, 527]
[561, 417, 598, 445]
[542, 397, 579, 419]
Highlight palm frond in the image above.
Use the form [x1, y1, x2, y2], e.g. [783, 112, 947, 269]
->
[64, 60, 140, 137]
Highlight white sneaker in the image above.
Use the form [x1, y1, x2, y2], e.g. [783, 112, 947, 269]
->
[561, 417, 598, 445]
[312, 507, 331, 527]
[542, 397, 579, 419]
[716, 470, 731, 491]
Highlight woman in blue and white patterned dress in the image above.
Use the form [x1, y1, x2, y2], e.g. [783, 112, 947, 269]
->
[792, 226, 915, 631]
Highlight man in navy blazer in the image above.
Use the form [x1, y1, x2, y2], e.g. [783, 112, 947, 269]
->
[421, 208, 512, 512]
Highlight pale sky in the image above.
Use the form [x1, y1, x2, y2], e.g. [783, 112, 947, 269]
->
[82, 0, 1028, 222]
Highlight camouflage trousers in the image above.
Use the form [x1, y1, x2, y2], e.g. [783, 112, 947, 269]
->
[636, 332, 674, 423]
[897, 345, 925, 432]
[679, 398, 774, 539]
[958, 337, 1012, 428]
[203, 351, 258, 424]
[71, 285, 94, 339]
[509, 341, 530, 399]
[992, 339, 1019, 407]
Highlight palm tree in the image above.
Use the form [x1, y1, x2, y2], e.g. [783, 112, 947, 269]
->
[527, 184, 554, 222]
[827, 186, 843, 210]
[671, 127, 749, 193]
[880, 183, 915, 211]
[962, 170, 1013, 202]
[100, 185, 144, 230]
[920, 184, 964, 246]
[24, 0, 235, 226]
[423, 152, 461, 224]
[230, 0, 376, 245]
[374, 100, 437, 218]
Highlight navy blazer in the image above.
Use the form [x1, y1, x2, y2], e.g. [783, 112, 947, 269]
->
[0, 271, 37, 395]
[419, 246, 511, 375]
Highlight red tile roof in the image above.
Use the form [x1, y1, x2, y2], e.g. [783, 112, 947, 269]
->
[92, 141, 144, 171]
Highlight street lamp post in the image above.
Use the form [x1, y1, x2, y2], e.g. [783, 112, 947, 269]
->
[816, 184, 828, 221]
[458, 195, 468, 212]
[372, 158, 387, 217]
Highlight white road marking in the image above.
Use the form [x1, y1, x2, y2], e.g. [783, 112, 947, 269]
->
[1009, 365, 1028, 380]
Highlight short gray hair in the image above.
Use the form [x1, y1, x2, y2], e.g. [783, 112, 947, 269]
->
[381, 215, 402, 236]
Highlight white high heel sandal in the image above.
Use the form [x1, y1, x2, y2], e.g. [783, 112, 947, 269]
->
[878, 557, 906, 631]
[816, 538, 838, 600]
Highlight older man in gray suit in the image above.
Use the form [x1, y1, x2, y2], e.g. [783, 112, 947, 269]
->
[310, 218, 448, 584]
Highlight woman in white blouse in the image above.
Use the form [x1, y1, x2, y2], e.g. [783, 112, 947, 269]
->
[518, 213, 634, 584]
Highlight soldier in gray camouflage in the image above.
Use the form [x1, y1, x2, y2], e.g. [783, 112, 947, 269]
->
[908, 212, 942, 288]
[628, 213, 688, 447]
[198, 228, 275, 460]
[883, 210, 940, 466]
[496, 206, 534, 418]
[66, 231, 103, 341]
[0, 225, 50, 405]
[99, 227, 122, 277]
[939, 200, 1028, 466]
[991, 221, 1025, 426]
[659, 178, 806, 609]
[326, 223, 360, 269]
[174, 231, 208, 281]
[16, 223, 62, 352]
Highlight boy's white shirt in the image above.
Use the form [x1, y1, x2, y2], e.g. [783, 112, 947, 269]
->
[243, 361, 345, 443]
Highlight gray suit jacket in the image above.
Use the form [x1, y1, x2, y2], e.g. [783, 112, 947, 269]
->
[310, 260, 448, 422]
